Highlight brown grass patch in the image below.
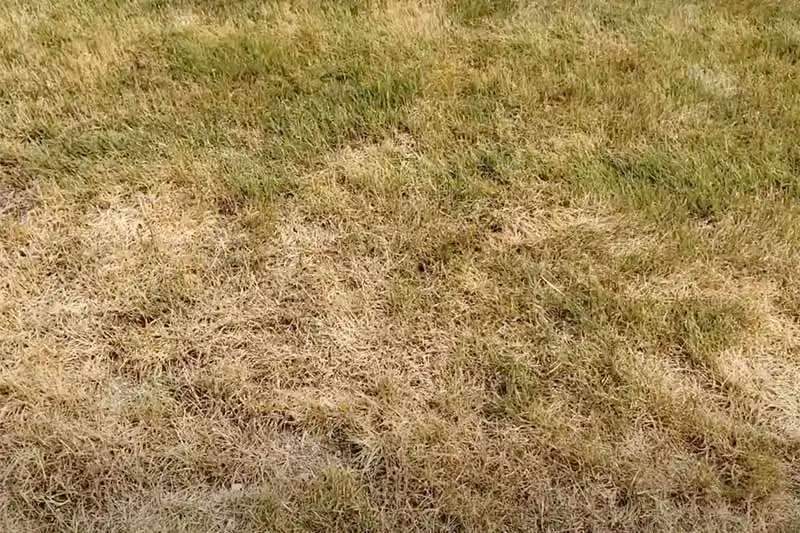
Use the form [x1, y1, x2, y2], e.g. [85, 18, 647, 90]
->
[2, 0, 800, 531]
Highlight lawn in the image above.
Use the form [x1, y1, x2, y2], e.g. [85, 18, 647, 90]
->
[2, 0, 800, 531]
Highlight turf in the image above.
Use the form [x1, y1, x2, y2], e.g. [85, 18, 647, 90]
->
[2, 1, 800, 531]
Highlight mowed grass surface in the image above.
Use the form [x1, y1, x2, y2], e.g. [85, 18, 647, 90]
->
[2, 0, 800, 531]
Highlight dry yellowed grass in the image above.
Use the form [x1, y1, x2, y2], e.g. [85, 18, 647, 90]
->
[2, 1, 800, 531]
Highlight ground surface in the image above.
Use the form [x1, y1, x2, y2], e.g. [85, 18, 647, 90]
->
[2, 1, 800, 531]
